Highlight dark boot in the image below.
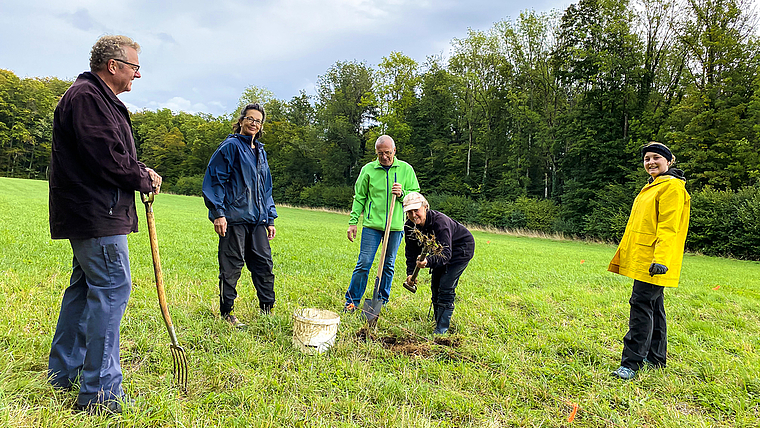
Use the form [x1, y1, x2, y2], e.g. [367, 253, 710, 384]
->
[431, 303, 440, 323]
[434, 306, 454, 335]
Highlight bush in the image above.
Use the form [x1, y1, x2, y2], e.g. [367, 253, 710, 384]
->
[477, 199, 522, 229]
[688, 185, 760, 259]
[514, 196, 559, 233]
[426, 193, 478, 224]
[298, 183, 353, 209]
[582, 183, 637, 242]
[475, 197, 559, 232]
[173, 175, 204, 196]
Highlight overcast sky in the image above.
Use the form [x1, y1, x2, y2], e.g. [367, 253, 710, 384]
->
[3, 0, 591, 116]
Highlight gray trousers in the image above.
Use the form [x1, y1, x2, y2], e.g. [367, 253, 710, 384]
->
[49, 235, 130, 406]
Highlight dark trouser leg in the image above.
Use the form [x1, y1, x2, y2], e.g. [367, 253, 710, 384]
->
[431, 260, 469, 334]
[647, 291, 667, 367]
[245, 224, 276, 312]
[49, 255, 88, 389]
[621, 279, 666, 370]
[218, 223, 247, 316]
[430, 270, 440, 322]
[67, 236, 131, 406]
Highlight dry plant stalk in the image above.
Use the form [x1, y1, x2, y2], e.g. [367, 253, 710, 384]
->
[409, 227, 444, 257]
[403, 227, 445, 293]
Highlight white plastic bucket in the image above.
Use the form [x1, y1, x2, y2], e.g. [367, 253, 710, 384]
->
[292, 308, 340, 355]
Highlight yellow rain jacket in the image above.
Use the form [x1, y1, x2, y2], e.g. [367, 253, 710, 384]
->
[608, 175, 691, 287]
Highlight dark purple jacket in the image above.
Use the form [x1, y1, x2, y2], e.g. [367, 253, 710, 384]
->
[49, 71, 153, 239]
[405, 209, 475, 275]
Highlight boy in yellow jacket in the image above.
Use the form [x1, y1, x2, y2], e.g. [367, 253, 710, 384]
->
[608, 142, 691, 380]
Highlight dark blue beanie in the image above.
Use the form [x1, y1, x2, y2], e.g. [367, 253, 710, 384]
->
[641, 143, 672, 162]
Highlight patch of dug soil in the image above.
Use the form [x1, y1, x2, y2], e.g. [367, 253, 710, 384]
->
[433, 336, 462, 347]
[380, 335, 431, 357]
[355, 329, 462, 357]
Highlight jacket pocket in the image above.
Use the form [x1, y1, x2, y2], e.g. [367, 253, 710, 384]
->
[366, 201, 372, 220]
[630, 231, 656, 265]
[631, 231, 657, 246]
[109, 188, 120, 216]
[230, 188, 250, 213]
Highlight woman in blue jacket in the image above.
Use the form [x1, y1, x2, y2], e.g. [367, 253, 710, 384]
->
[202, 103, 278, 328]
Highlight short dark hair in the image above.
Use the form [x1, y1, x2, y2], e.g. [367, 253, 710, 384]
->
[233, 103, 266, 140]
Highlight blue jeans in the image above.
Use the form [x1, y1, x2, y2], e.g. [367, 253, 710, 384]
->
[48, 235, 131, 406]
[345, 228, 403, 306]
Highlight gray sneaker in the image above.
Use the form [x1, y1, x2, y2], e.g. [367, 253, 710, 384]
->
[224, 314, 246, 329]
[611, 366, 636, 380]
[74, 396, 132, 416]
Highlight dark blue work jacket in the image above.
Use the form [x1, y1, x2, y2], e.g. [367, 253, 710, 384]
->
[202, 134, 277, 225]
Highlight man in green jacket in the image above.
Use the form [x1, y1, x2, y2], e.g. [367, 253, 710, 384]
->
[344, 135, 420, 312]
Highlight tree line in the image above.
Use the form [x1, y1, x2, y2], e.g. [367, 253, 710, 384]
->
[1, 0, 759, 258]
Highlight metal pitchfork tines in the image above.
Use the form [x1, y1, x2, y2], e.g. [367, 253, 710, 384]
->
[141, 192, 189, 391]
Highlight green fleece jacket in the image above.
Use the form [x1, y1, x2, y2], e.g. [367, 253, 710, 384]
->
[349, 157, 420, 232]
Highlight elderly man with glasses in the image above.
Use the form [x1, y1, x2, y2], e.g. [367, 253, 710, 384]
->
[48, 35, 162, 415]
[344, 135, 420, 312]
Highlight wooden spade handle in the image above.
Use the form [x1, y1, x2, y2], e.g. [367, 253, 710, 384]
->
[375, 193, 397, 281]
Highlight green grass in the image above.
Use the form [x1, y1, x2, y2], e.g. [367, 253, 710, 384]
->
[1, 176, 759, 427]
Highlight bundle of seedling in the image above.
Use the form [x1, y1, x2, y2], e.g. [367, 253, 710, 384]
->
[402, 227, 444, 293]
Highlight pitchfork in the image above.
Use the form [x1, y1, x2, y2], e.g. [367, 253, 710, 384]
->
[403, 228, 443, 293]
[141, 192, 189, 391]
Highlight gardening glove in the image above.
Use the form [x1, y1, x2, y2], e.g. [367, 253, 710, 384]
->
[649, 263, 668, 276]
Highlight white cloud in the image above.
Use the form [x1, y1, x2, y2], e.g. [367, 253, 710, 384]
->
[1, 0, 576, 116]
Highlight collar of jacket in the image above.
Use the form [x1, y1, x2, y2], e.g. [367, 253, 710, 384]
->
[230, 133, 264, 150]
[647, 167, 686, 184]
[81, 71, 129, 115]
[644, 174, 677, 189]
[371, 157, 398, 169]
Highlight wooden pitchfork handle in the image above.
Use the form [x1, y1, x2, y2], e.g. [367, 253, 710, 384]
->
[403, 249, 429, 293]
[141, 192, 188, 390]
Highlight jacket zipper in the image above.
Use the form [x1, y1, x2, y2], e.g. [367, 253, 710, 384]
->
[109, 188, 119, 215]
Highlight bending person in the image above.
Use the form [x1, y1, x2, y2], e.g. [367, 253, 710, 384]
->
[403, 192, 475, 334]
[202, 103, 278, 329]
[609, 142, 691, 380]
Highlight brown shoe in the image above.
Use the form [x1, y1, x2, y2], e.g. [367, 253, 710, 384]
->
[224, 314, 246, 329]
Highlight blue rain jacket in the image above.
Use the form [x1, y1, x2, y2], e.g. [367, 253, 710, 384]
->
[202, 134, 277, 225]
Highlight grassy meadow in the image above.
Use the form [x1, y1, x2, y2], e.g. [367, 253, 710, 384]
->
[1, 176, 759, 427]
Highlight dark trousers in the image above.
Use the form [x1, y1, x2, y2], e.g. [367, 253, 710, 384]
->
[621, 279, 667, 370]
[49, 235, 131, 406]
[218, 223, 275, 315]
[430, 260, 470, 310]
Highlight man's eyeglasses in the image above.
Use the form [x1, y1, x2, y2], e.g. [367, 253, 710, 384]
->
[113, 58, 140, 73]
[376, 150, 394, 157]
[244, 117, 263, 125]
